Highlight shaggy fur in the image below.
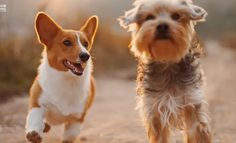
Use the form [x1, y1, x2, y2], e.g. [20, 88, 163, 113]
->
[118, 0, 211, 142]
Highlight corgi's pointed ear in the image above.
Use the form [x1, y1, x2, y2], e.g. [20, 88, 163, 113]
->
[35, 12, 61, 46]
[80, 16, 99, 44]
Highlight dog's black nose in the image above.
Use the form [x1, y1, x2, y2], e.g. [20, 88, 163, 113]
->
[79, 52, 90, 62]
[157, 23, 169, 33]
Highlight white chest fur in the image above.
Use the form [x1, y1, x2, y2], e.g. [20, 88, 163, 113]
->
[37, 52, 91, 122]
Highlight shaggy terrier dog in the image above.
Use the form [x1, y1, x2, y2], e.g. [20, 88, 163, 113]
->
[118, 0, 211, 142]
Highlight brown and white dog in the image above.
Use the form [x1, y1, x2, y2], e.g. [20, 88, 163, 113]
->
[25, 12, 98, 143]
[119, 0, 211, 143]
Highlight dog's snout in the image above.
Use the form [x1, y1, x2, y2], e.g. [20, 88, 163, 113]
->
[156, 23, 170, 40]
[157, 23, 169, 33]
[79, 52, 90, 62]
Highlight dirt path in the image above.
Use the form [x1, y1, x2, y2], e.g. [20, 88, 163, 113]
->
[0, 41, 236, 143]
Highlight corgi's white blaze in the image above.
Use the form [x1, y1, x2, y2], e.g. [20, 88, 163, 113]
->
[76, 32, 89, 63]
[76, 32, 89, 54]
[36, 51, 92, 124]
[26, 107, 45, 136]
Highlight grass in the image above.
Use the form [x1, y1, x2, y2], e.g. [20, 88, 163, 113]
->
[0, 35, 41, 97]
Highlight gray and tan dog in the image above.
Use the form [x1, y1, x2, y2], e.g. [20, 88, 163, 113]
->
[118, 0, 211, 142]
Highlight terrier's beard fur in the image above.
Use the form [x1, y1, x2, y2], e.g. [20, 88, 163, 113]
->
[119, 0, 207, 63]
[131, 21, 193, 62]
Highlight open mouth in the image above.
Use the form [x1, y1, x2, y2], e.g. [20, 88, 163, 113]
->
[63, 60, 84, 76]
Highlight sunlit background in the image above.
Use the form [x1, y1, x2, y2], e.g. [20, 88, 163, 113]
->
[0, 0, 236, 143]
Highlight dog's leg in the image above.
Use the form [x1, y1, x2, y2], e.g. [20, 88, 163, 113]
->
[145, 117, 170, 143]
[61, 121, 83, 143]
[139, 98, 170, 143]
[26, 78, 45, 143]
[26, 107, 45, 143]
[184, 104, 211, 143]
[61, 76, 95, 143]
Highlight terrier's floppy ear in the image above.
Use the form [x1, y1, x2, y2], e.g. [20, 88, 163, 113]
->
[80, 16, 99, 45]
[118, 4, 142, 28]
[35, 12, 61, 46]
[187, 4, 207, 21]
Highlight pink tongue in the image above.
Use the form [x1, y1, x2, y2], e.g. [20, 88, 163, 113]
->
[71, 63, 84, 73]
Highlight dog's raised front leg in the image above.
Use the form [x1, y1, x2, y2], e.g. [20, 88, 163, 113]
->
[26, 107, 45, 143]
[25, 77, 45, 143]
[184, 103, 212, 143]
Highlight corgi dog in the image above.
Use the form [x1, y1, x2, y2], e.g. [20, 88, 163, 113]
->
[25, 12, 98, 143]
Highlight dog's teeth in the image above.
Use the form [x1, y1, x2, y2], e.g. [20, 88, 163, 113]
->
[82, 63, 86, 68]
[67, 61, 70, 65]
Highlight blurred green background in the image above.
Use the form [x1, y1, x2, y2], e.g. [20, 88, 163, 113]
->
[0, 0, 236, 97]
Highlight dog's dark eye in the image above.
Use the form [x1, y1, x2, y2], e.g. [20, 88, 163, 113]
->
[146, 15, 155, 20]
[84, 42, 88, 47]
[172, 14, 180, 20]
[64, 40, 72, 46]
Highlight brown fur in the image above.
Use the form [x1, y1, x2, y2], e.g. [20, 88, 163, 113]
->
[26, 12, 98, 143]
[35, 13, 97, 71]
[76, 75, 96, 123]
[185, 105, 212, 143]
[146, 117, 170, 143]
[29, 76, 41, 110]
[119, 0, 211, 142]
[29, 76, 50, 133]
[135, 42, 211, 143]
[33, 12, 98, 122]
[129, 10, 192, 62]
[119, 0, 207, 63]
[27, 63, 96, 134]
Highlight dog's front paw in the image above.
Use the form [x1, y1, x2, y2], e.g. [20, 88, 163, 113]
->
[26, 131, 42, 143]
[62, 141, 73, 143]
